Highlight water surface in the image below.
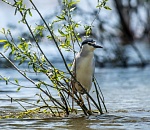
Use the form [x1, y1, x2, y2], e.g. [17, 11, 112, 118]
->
[0, 66, 150, 130]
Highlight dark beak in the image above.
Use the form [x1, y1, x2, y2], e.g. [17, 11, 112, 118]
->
[93, 44, 103, 48]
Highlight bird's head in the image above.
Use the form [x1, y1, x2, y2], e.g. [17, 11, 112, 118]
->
[81, 38, 102, 52]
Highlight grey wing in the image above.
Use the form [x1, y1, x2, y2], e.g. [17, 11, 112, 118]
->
[71, 53, 81, 72]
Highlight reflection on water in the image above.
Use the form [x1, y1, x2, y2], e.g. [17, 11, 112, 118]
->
[0, 66, 150, 129]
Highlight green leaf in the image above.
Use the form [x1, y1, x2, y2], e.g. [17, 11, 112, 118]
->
[56, 15, 66, 20]
[41, 55, 46, 62]
[70, 7, 76, 12]
[37, 99, 40, 104]
[69, 0, 80, 7]
[68, 63, 72, 67]
[36, 82, 42, 88]
[104, 6, 112, 10]
[3, 42, 10, 49]
[5, 80, 8, 85]
[18, 56, 27, 65]
[14, 78, 19, 84]
[0, 40, 7, 43]
[58, 29, 65, 36]
[11, 46, 16, 54]
[17, 86, 22, 92]
[28, 9, 32, 16]
[3, 77, 9, 85]
[0, 28, 5, 34]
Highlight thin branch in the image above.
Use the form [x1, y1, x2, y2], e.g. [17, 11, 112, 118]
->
[0, 52, 36, 85]
[39, 94, 56, 116]
[7, 95, 27, 111]
[13, 0, 54, 68]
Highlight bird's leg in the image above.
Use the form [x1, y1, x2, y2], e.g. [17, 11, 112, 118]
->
[72, 88, 75, 111]
[71, 81, 75, 111]
[79, 93, 84, 106]
[87, 94, 92, 113]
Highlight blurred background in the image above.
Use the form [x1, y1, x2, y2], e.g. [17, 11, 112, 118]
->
[0, 0, 150, 68]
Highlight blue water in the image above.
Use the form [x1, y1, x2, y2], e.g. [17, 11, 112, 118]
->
[0, 66, 150, 130]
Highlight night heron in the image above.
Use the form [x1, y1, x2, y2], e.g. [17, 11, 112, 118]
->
[71, 38, 102, 111]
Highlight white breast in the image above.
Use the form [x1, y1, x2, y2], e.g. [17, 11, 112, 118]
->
[74, 53, 95, 93]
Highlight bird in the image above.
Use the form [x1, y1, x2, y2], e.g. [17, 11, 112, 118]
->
[71, 38, 102, 111]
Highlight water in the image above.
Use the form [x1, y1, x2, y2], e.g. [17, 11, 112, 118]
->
[0, 66, 150, 130]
